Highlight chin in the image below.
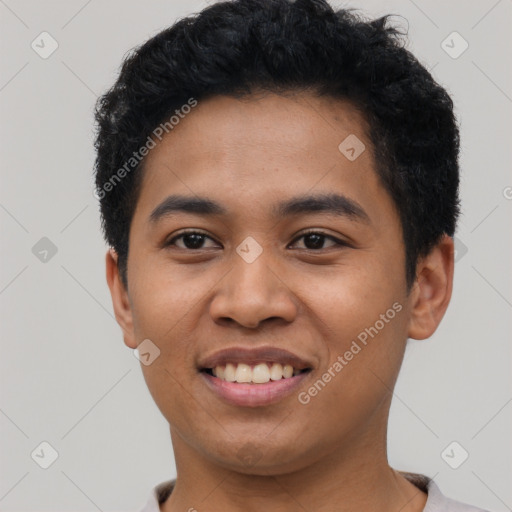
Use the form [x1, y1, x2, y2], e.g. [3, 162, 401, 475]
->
[198, 433, 323, 476]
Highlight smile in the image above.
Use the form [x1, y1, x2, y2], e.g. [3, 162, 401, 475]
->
[197, 346, 314, 407]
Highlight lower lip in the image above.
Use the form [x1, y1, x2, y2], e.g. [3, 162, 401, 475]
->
[200, 371, 311, 407]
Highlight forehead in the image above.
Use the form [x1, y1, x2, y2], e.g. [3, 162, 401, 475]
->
[132, 91, 396, 229]
[155, 91, 370, 162]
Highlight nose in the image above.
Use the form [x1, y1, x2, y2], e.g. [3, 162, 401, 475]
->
[209, 252, 298, 329]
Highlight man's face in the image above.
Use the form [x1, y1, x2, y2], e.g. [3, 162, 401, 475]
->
[119, 92, 415, 473]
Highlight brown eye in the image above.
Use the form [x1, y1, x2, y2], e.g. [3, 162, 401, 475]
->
[165, 231, 219, 250]
[290, 231, 347, 250]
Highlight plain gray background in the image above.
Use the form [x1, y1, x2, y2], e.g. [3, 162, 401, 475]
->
[1, 0, 511, 510]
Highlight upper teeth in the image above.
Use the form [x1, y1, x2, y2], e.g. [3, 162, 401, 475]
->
[212, 363, 300, 383]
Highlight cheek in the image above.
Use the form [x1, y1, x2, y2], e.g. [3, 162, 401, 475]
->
[294, 255, 401, 332]
[296, 260, 408, 385]
[295, 306, 408, 441]
[128, 256, 208, 339]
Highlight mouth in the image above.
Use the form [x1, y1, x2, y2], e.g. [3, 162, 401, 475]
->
[198, 346, 314, 407]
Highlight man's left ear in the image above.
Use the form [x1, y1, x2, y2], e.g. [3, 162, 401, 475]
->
[407, 233, 455, 340]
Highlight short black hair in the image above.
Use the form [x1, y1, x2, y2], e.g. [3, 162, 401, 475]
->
[93, 0, 460, 291]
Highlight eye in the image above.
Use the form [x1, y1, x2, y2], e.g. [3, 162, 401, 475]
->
[164, 229, 349, 251]
[165, 230, 220, 250]
[289, 230, 347, 250]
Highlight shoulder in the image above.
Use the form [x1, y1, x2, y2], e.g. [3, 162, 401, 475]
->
[424, 479, 491, 512]
[400, 472, 491, 512]
[138, 479, 175, 512]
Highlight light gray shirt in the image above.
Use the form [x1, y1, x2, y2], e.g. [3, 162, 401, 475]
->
[139, 472, 490, 512]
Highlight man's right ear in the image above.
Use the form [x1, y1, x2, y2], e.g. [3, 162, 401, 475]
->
[105, 249, 137, 349]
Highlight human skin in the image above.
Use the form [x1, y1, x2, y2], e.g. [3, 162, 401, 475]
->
[106, 91, 454, 512]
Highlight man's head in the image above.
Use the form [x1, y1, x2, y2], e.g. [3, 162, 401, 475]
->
[94, 0, 460, 293]
[95, 0, 458, 475]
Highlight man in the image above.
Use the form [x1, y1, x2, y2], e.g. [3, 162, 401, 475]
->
[93, 0, 489, 510]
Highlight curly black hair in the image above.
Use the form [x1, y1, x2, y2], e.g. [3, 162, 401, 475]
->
[93, 0, 460, 291]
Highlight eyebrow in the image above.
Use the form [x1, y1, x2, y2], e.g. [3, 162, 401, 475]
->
[149, 193, 371, 225]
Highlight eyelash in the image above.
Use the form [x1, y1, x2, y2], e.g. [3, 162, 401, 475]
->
[164, 229, 348, 250]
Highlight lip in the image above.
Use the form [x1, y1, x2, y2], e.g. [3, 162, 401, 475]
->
[201, 370, 312, 407]
[198, 346, 313, 371]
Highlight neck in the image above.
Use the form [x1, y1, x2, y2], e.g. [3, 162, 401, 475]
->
[161, 414, 427, 512]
